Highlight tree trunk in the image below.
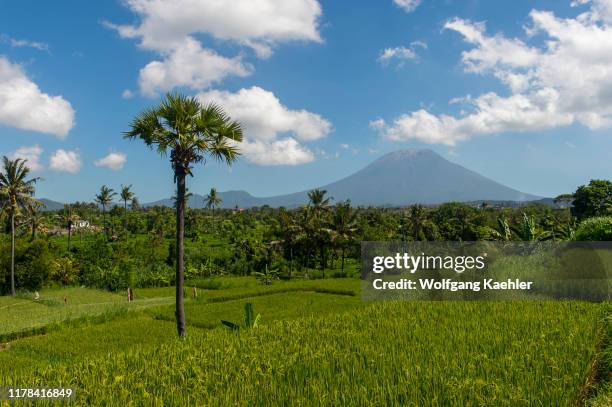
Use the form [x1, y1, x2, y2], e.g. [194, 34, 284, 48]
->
[124, 200, 128, 241]
[68, 222, 72, 251]
[10, 212, 16, 296]
[320, 244, 325, 278]
[103, 206, 107, 239]
[289, 246, 293, 280]
[175, 170, 187, 337]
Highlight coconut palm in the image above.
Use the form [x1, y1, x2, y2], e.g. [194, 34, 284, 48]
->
[308, 188, 330, 210]
[57, 204, 79, 250]
[205, 187, 222, 212]
[120, 184, 135, 237]
[205, 187, 222, 228]
[329, 201, 358, 276]
[0, 157, 41, 295]
[125, 93, 242, 337]
[307, 189, 332, 275]
[23, 201, 45, 240]
[95, 185, 116, 238]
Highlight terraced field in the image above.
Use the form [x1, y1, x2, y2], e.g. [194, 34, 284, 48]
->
[0, 278, 609, 406]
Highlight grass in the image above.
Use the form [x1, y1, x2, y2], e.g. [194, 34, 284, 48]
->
[0, 300, 604, 406]
[0, 314, 178, 372]
[0, 287, 173, 340]
[0, 278, 608, 405]
[149, 291, 365, 329]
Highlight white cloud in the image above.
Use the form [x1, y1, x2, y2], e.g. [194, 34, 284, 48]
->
[373, 1, 612, 145]
[340, 143, 350, 149]
[122, 89, 134, 99]
[0, 34, 49, 52]
[378, 41, 426, 67]
[9, 145, 43, 171]
[94, 152, 127, 170]
[49, 149, 82, 174]
[393, 0, 422, 13]
[240, 138, 314, 165]
[138, 38, 252, 96]
[197, 86, 332, 165]
[0, 57, 75, 138]
[108, 0, 322, 95]
[108, 0, 322, 52]
[378, 46, 418, 67]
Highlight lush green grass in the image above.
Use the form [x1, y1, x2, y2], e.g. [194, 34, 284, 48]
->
[0, 278, 608, 405]
[0, 300, 604, 406]
[0, 287, 173, 340]
[0, 278, 357, 339]
[0, 314, 178, 372]
[150, 291, 365, 329]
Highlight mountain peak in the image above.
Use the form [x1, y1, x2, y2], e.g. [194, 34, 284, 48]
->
[140, 149, 540, 208]
[377, 148, 440, 161]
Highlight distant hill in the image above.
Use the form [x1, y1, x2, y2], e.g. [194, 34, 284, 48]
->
[145, 149, 542, 208]
[39, 198, 64, 211]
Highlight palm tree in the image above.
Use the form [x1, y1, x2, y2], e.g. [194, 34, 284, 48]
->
[330, 201, 358, 276]
[120, 184, 135, 238]
[205, 187, 222, 214]
[57, 204, 79, 250]
[204, 188, 221, 210]
[308, 188, 331, 210]
[24, 201, 45, 240]
[125, 93, 243, 337]
[307, 189, 332, 275]
[0, 157, 41, 295]
[95, 185, 116, 238]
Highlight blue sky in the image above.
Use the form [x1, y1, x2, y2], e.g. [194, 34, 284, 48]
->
[0, 0, 610, 202]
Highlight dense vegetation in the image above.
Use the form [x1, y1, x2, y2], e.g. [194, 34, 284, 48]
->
[1, 179, 611, 295]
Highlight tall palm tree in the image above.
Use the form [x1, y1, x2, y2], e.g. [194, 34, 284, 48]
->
[205, 187, 222, 225]
[120, 184, 135, 238]
[330, 201, 358, 276]
[307, 189, 332, 275]
[125, 93, 242, 337]
[24, 201, 45, 240]
[57, 204, 79, 250]
[95, 185, 116, 238]
[0, 157, 41, 296]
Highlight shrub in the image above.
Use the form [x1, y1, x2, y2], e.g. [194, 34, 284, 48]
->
[50, 257, 80, 286]
[0, 239, 54, 293]
[135, 264, 174, 288]
[575, 216, 612, 241]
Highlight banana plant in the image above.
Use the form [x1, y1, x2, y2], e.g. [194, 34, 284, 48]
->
[254, 263, 279, 285]
[485, 216, 513, 241]
[513, 213, 551, 241]
[221, 303, 261, 331]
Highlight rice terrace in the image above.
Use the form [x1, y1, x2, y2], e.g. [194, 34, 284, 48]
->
[1, 0, 612, 405]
